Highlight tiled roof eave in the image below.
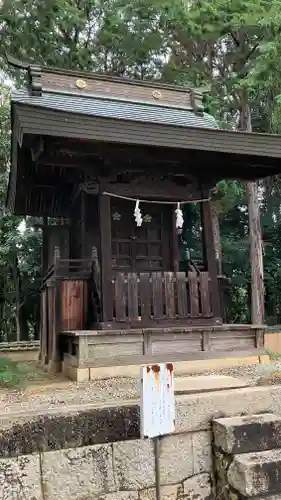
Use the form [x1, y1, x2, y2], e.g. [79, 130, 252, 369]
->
[11, 90, 219, 130]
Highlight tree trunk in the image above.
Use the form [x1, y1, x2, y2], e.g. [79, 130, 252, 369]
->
[210, 201, 222, 275]
[239, 92, 264, 325]
[11, 254, 29, 341]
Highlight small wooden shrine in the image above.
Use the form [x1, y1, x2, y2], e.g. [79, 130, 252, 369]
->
[7, 54, 281, 379]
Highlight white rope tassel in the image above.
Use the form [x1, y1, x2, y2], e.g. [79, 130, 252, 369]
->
[175, 202, 184, 229]
[134, 199, 143, 226]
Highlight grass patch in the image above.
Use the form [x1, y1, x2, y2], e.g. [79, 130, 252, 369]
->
[0, 357, 25, 387]
[265, 349, 281, 361]
[0, 358, 45, 388]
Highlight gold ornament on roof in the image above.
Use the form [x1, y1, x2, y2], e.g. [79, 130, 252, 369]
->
[76, 79, 87, 89]
[152, 90, 162, 100]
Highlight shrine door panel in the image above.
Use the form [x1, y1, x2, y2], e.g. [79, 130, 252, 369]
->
[111, 199, 171, 272]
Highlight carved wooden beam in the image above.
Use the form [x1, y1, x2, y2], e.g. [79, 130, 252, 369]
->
[103, 180, 208, 201]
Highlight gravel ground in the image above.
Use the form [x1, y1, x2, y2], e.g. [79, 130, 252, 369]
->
[1, 361, 281, 414]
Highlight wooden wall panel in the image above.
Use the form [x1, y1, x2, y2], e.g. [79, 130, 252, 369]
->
[60, 280, 88, 330]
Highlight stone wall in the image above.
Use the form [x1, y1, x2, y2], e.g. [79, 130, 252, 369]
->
[3, 385, 281, 499]
[0, 433, 212, 500]
[213, 413, 281, 499]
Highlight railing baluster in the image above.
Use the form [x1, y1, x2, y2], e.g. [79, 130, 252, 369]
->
[127, 273, 139, 322]
[188, 272, 199, 317]
[176, 272, 188, 318]
[164, 272, 175, 319]
[140, 273, 151, 321]
[200, 272, 212, 317]
[152, 272, 164, 320]
[115, 273, 126, 322]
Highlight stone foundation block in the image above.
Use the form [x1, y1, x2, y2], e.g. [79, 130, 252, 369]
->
[183, 473, 212, 499]
[228, 449, 281, 497]
[159, 432, 212, 486]
[113, 439, 155, 490]
[41, 444, 116, 499]
[0, 455, 42, 500]
[138, 473, 212, 500]
[213, 413, 281, 454]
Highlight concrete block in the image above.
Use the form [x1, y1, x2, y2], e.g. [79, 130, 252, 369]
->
[192, 431, 213, 474]
[260, 354, 270, 364]
[175, 375, 249, 394]
[75, 367, 90, 382]
[0, 454, 43, 500]
[62, 361, 89, 382]
[113, 439, 155, 490]
[159, 431, 212, 485]
[213, 413, 281, 454]
[228, 449, 281, 497]
[183, 473, 212, 500]
[42, 444, 116, 499]
[88, 356, 260, 380]
[175, 385, 281, 433]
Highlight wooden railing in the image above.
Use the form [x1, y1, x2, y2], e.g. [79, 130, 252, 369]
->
[111, 271, 213, 326]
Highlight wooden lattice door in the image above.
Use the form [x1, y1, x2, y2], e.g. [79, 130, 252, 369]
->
[111, 199, 171, 272]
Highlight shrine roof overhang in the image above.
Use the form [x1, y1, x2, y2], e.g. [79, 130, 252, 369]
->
[11, 89, 218, 130]
[9, 87, 281, 162]
[6, 54, 281, 216]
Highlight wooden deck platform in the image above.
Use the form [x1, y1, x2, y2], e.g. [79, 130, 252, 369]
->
[60, 323, 266, 380]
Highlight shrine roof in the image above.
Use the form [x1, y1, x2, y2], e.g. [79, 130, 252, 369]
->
[12, 89, 218, 130]
[7, 54, 281, 218]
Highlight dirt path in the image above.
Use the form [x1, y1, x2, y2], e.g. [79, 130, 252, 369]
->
[0, 360, 279, 414]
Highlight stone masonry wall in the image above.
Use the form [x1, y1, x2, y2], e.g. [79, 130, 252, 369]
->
[3, 385, 281, 499]
[0, 432, 213, 500]
[213, 413, 281, 499]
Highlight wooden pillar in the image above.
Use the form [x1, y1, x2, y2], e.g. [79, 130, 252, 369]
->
[246, 181, 264, 325]
[42, 217, 48, 280]
[172, 209, 180, 272]
[81, 191, 86, 258]
[39, 217, 48, 362]
[49, 246, 61, 370]
[201, 201, 221, 320]
[99, 192, 113, 324]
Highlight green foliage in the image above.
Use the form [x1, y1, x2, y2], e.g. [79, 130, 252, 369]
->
[1, 0, 170, 79]
[0, 357, 23, 387]
[0, 88, 41, 341]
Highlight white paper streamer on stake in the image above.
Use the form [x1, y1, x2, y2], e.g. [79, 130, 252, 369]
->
[175, 202, 184, 229]
[134, 199, 143, 226]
